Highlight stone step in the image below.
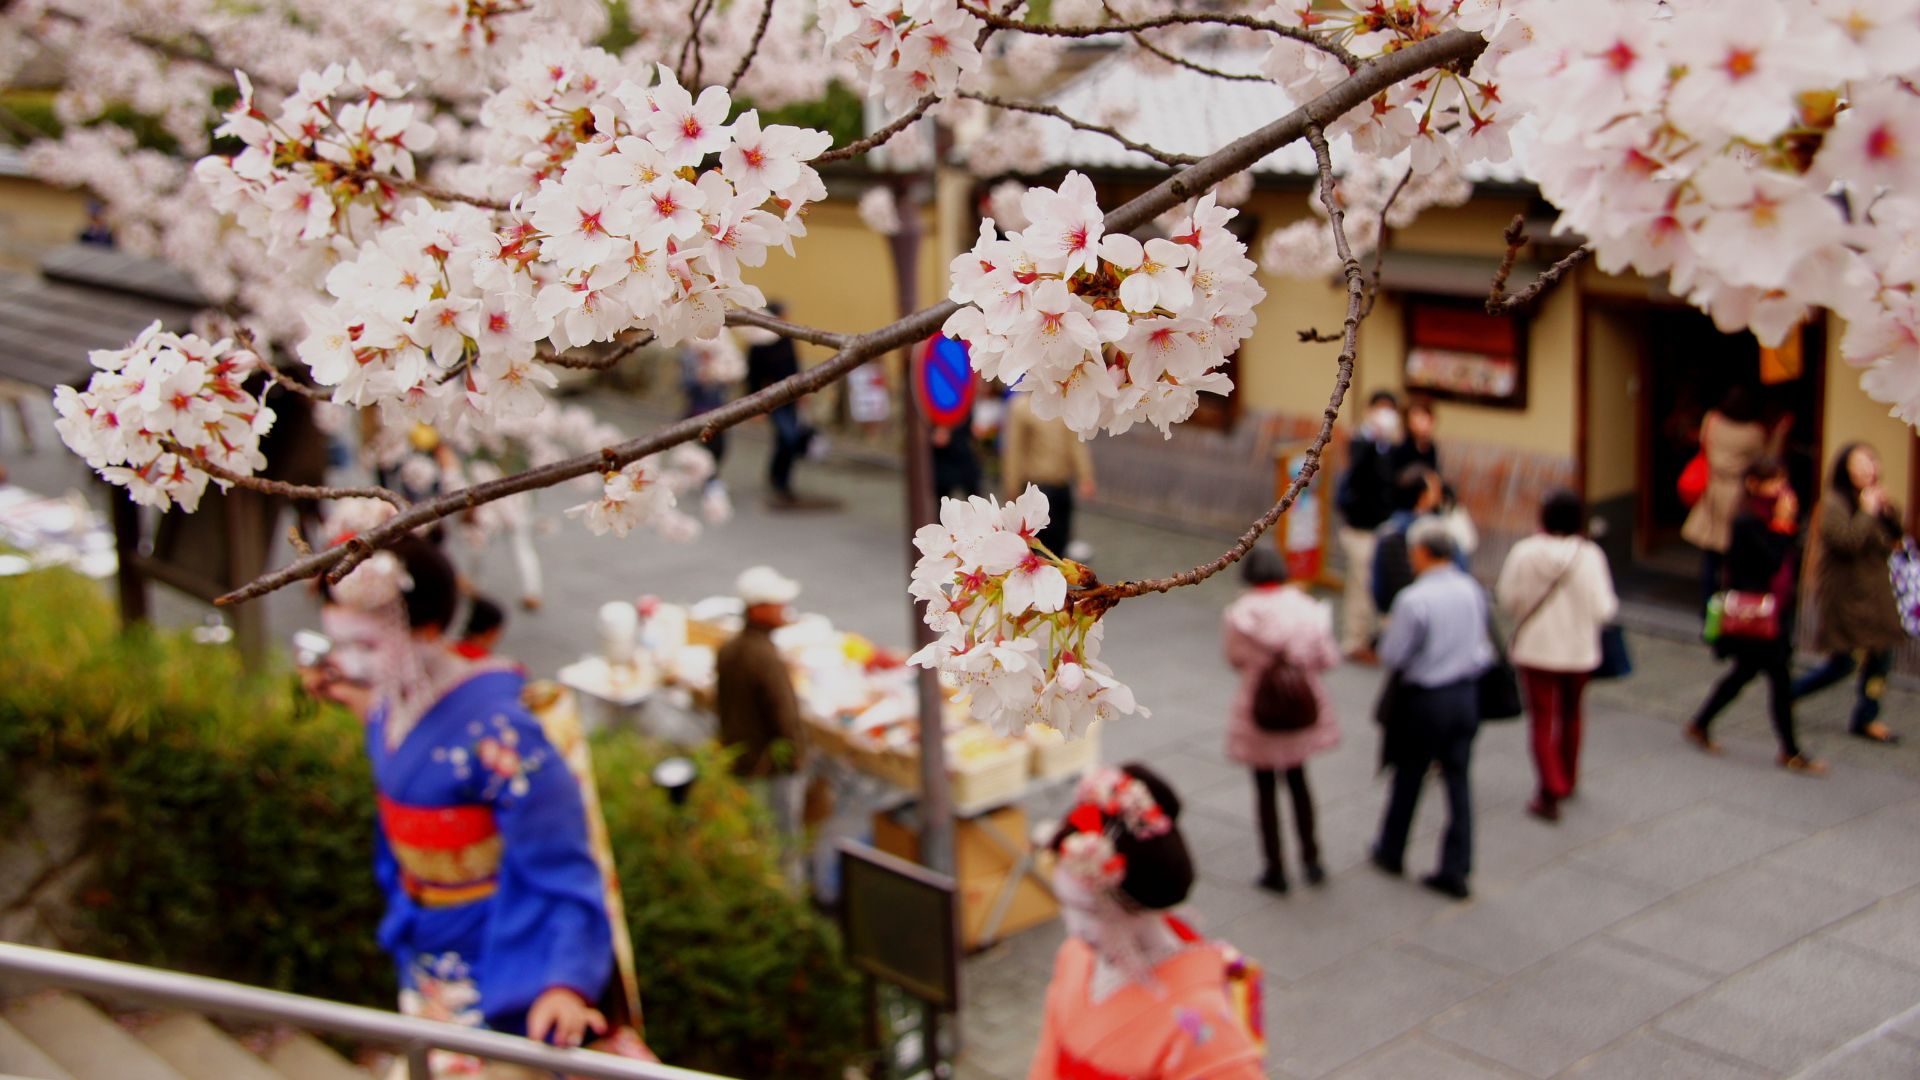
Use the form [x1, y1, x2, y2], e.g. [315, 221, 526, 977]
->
[1, 993, 188, 1080]
[135, 1013, 284, 1080]
[0, 1015, 73, 1080]
[263, 1032, 369, 1080]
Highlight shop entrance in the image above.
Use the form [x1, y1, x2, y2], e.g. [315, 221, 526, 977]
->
[1583, 299, 1823, 597]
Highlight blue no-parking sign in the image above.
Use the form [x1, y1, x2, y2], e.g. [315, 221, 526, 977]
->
[913, 334, 975, 428]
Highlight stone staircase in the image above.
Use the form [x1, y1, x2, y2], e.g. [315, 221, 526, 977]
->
[0, 991, 373, 1080]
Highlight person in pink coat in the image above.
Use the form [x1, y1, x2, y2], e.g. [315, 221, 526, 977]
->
[1222, 548, 1342, 894]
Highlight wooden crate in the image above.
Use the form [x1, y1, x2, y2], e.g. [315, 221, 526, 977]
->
[872, 806, 1058, 949]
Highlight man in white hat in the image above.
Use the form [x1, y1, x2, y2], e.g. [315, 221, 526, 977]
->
[715, 566, 806, 873]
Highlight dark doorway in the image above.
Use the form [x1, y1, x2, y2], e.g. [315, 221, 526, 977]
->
[1639, 308, 1821, 574]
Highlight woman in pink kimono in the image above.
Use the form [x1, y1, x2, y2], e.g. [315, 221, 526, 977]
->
[1030, 765, 1265, 1080]
[1221, 549, 1341, 894]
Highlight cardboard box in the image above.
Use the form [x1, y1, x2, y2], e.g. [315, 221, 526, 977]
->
[872, 806, 1059, 950]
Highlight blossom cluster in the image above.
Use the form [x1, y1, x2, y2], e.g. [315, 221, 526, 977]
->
[944, 172, 1265, 439]
[52, 322, 275, 512]
[909, 487, 1146, 739]
[1475, 0, 1920, 419]
[475, 41, 628, 196]
[1260, 1, 1517, 172]
[565, 445, 717, 541]
[818, 0, 985, 113]
[396, 0, 607, 81]
[195, 63, 438, 259]
[282, 59, 831, 435]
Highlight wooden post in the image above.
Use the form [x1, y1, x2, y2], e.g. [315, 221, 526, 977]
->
[110, 488, 148, 628]
[226, 491, 270, 668]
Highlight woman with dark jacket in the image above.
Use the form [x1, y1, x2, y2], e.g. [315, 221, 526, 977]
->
[1686, 459, 1825, 774]
[1793, 443, 1905, 744]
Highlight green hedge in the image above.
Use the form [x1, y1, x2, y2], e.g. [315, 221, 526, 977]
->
[0, 569, 862, 1076]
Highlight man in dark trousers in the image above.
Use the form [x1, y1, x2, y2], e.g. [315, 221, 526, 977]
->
[1336, 390, 1402, 660]
[744, 302, 814, 507]
[1372, 520, 1494, 900]
[714, 565, 806, 877]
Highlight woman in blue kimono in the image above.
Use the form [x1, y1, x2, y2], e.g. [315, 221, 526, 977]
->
[303, 526, 613, 1051]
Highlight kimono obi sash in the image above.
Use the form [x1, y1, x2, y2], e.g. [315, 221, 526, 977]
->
[378, 795, 503, 908]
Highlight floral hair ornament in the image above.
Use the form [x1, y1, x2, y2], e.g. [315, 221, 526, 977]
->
[1056, 767, 1172, 891]
[322, 498, 414, 612]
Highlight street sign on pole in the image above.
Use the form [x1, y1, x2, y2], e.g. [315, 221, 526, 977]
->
[913, 334, 974, 429]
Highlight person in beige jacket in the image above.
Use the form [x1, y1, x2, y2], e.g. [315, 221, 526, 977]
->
[1003, 391, 1095, 557]
[1681, 387, 1781, 609]
[1497, 490, 1619, 823]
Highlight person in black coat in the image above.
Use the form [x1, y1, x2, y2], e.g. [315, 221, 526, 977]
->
[1335, 390, 1403, 657]
[1687, 458, 1825, 774]
[745, 301, 812, 504]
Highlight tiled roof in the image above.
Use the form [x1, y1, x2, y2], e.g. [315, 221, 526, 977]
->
[1025, 40, 1533, 186]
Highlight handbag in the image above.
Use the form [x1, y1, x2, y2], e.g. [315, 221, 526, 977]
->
[1252, 650, 1318, 732]
[1477, 636, 1525, 721]
[1718, 590, 1780, 641]
[1593, 624, 1633, 680]
[1678, 452, 1710, 508]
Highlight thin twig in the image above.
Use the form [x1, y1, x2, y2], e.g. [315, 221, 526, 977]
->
[728, 0, 778, 93]
[958, 91, 1198, 168]
[815, 95, 939, 164]
[346, 169, 511, 213]
[722, 309, 853, 348]
[1085, 124, 1365, 608]
[1486, 214, 1590, 314]
[214, 29, 1488, 607]
[959, 2, 1360, 70]
[1131, 33, 1269, 83]
[540, 333, 657, 370]
[261, 362, 330, 401]
[162, 440, 407, 509]
[1359, 167, 1411, 322]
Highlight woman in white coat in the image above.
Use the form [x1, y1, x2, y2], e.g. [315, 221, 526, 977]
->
[1222, 548, 1342, 893]
[1496, 489, 1619, 823]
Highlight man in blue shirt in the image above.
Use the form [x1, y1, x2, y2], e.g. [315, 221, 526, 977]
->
[1372, 519, 1494, 900]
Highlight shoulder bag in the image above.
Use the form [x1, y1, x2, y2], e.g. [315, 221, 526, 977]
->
[1481, 551, 1580, 721]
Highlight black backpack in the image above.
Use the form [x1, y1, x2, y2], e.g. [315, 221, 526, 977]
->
[1252, 651, 1319, 732]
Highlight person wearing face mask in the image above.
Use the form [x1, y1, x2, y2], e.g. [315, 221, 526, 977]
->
[1686, 459, 1826, 774]
[302, 508, 632, 1065]
[1030, 765, 1265, 1080]
[1335, 391, 1404, 661]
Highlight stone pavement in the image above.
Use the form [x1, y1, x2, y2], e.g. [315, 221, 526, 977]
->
[5, 393, 1920, 1079]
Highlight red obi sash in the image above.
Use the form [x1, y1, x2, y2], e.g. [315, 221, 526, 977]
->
[377, 796, 504, 907]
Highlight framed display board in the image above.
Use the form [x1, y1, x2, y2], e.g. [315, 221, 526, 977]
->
[839, 840, 960, 1011]
[1402, 295, 1528, 409]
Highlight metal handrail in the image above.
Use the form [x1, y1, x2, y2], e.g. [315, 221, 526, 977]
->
[0, 942, 728, 1080]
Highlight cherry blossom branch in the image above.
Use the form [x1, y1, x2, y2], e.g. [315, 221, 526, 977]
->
[212, 28, 1486, 607]
[1297, 166, 1410, 342]
[1086, 123, 1363, 609]
[727, 0, 778, 93]
[1130, 33, 1268, 83]
[261, 361, 331, 401]
[344, 168, 511, 213]
[723, 308, 853, 348]
[957, 91, 1198, 167]
[539, 332, 658, 371]
[1486, 213, 1590, 315]
[814, 95, 939, 163]
[161, 440, 408, 509]
[958, 2, 1360, 70]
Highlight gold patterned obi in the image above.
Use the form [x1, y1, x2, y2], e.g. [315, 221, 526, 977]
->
[378, 796, 503, 908]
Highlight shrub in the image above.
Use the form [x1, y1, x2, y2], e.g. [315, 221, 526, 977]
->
[0, 569, 865, 1077]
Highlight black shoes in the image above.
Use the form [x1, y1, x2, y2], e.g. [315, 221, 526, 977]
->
[1304, 861, 1326, 886]
[1421, 873, 1471, 901]
[1256, 869, 1290, 895]
[1370, 849, 1404, 878]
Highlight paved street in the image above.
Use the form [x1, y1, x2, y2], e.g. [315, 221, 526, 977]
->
[5, 391, 1920, 1079]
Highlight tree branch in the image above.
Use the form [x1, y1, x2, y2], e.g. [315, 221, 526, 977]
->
[345, 168, 510, 213]
[1130, 33, 1269, 83]
[723, 309, 852, 348]
[163, 440, 407, 509]
[539, 332, 658, 371]
[213, 28, 1487, 607]
[815, 95, 939, 164]
[959, 2, 1360, 70]
[1084, 123, 1364, 608]
[727, 0, 778, 93]
[1486, 214, 1590, 314]
[957, 91, 1197, 168]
